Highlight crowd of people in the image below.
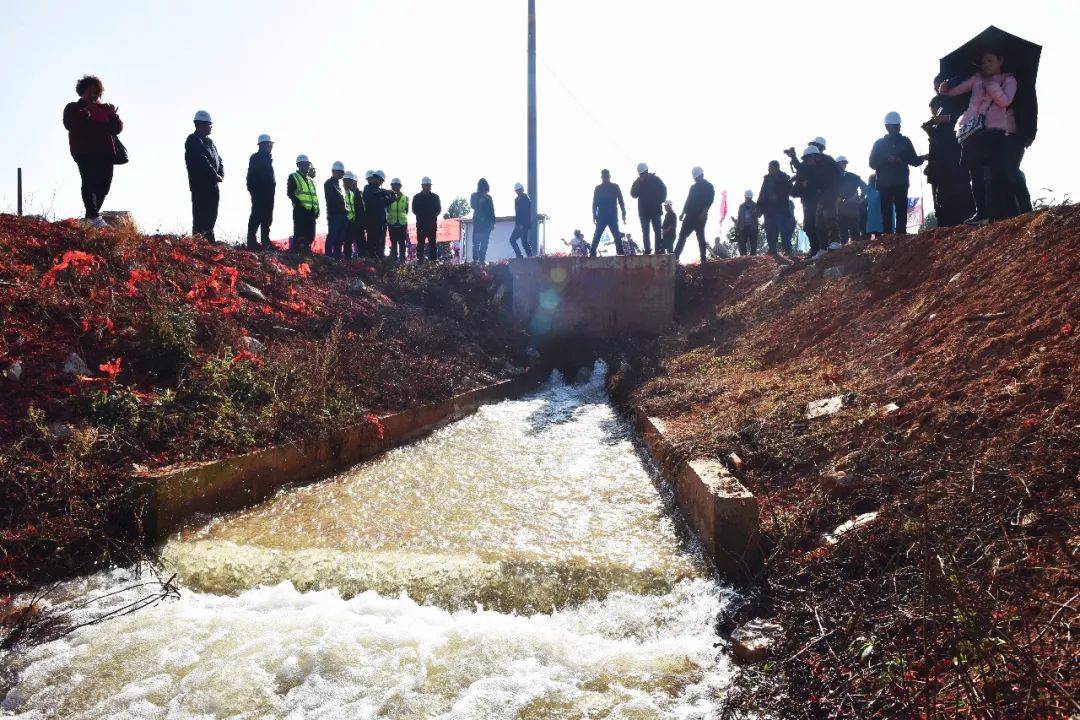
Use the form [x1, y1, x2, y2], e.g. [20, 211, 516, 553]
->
[62, 44, 1034, 266]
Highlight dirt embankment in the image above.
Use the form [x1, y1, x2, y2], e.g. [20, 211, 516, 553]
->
[612, 207, 1078, 718]
[0, 216, 528, 590]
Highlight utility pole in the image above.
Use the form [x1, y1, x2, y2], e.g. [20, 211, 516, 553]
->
[527, 0, 539, 255]
[17, 168, 23, 216]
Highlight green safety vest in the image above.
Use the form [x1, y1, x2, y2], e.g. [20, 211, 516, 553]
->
[345, 188, 357, 221]
[387, 194, 408, 226]
[291, 171, 319, 212]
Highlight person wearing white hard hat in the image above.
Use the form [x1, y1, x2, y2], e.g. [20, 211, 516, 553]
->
[63, 74, 124, 228]
[412, 177, 442, 263]
[630, 163, 667, 255]
[341, 171, 362, 260]
[245, 134, 276, 251]
[386, 178, 410, 262]
[734, 190, 761, 256]
[673, 167, 715, 264]
[835, 156, 869, 245]
[287, 155, 319, 253]
[791, 146, 843, 260]
[184, 110, 224, 243]
[868, 111, 924, 234]
[361, 170, 399, 259]
[323, 162, 349, 259]
[506, 183, 536, 259]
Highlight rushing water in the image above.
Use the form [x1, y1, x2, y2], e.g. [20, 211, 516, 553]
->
[1, 363, 733, 719]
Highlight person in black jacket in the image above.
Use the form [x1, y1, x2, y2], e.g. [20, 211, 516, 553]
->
[469, 179, 496, 263]
[790, 146, 842, 258]
[342, 171, 363, 260]
[660, 201, 677, 254]
[835, 156, 868, 244]
[246, 134, 275, 250]
[758, 161, 794, 256]
[324, 161, 348, 259]
[673, 167, 715, 263]
[507, 183, 535, 258]
[590, 169, 627, 256]
[629, 163, 667, 255]
[362, 170, 398, 260]
[921, 100, 974, 228]
[868, 111, 924, 234]
[185, 110, 223, 243]
[412, 177, 441, 263]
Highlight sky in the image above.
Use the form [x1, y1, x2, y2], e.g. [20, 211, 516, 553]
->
[1, 0, 1077, 250]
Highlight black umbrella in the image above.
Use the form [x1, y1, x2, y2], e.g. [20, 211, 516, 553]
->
[938, 26, 1041, 143]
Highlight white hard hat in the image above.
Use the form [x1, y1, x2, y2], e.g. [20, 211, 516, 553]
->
[836, 155, 849, 164]
[812, 136, 827, 148]
[331, 161, 345, 172]
[663, 199, 673, 207]
[637, 162, 649, 173]
[390, 177, 402, 185]
[744, 190, 753, 199]
[374, 170, 386, 180]
[257, 133, 272, 144]
[884, 111, 902, 125]
[343, 171, 357, 181]
[296, 154, 310, 164]
[802, 145, 821, 157]
[365, 169, 376, 179]
[421, 176, 432, 185]
[193, 110, 213, 123]
[514, 182, 524, 191]
[691, 166, 704, 179]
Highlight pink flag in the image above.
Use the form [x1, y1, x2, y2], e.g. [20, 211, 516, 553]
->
[718, 191, 728, 228]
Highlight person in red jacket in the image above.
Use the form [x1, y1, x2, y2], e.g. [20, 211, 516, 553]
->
[62, 75, 123, 227]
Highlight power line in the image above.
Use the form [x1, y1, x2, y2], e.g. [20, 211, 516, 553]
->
[537, 54, 633, 163]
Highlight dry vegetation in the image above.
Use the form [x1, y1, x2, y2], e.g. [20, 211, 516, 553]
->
[611, 206, 1078, 718]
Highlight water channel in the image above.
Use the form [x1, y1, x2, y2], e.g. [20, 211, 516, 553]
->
[1, 362, 733, 719]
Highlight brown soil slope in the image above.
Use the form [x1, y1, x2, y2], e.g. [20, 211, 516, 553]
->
[614, 207, 1078, 718]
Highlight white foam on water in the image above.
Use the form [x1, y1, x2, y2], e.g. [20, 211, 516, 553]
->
[1, 362, 735, 718]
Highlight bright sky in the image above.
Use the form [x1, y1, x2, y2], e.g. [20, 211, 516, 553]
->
[1, 1, 1077, 249]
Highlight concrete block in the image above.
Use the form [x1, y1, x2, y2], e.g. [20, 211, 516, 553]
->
[731, 619, 782, 664]
[507, 255, 675, 346]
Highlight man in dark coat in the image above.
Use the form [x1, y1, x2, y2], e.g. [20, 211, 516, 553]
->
[791, 146, 842, 258]
[868, 111, 925, 234]
[507, 183, 535, 258]
[921, 100, 974, 228]
[660, 201, 677, 254]
[412, 177, 441, 263]
[673, 166, 715, 264]
[629, 163, 667, 255]
[835, 156, 868, 243]
[590, 169, 627, 256]
[185, 110, 223, 243]
[246, 134, 275, 250]
[324, 161, 349, 259]
[362, 170, 398, 260]
[735, 190, 760, 256]
[757, 161, 794, 256]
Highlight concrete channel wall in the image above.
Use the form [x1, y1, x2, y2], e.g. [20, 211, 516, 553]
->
[634, 410, 762, 583]
[506, 255, 675, 343]
[139, 369, 548, 541]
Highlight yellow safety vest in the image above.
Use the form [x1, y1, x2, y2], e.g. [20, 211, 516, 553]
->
[387, 194, 408, 226]
[345, 188, 357, 221]
[291, 171, 319, 212]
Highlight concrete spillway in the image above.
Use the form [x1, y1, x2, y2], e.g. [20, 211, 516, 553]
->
[1, 363, 732, 719]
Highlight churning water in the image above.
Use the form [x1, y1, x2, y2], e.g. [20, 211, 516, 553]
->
[1, 363, 733, 719]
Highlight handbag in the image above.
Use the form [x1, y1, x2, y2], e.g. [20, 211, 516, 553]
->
[112, 135, 129, 165]
[956, 114, 985, 144]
